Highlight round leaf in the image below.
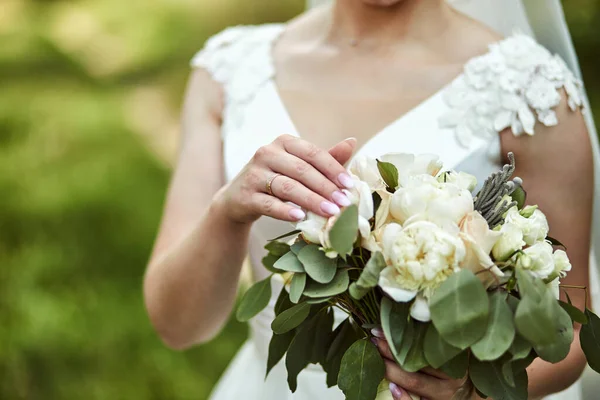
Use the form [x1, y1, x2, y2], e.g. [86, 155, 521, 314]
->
[289, 273, 306, 304]
[274, 251, 305, 273]
[338, 340, 386, 400]
[533, 303, 573, 363]
[303, 269, 350, 298]
[328, 205, 358, 257]
[471, 292, 516, 361]
[236, 276, 272, 322]
[423, 324, 462, 369]
[272, 302, 311, 334]
[470, 358, 528, 400]
[429, 270, 490, 349]
[349, 252, 386, 300]
[297, 244, 337, 284]
[380, 297, 410, 364]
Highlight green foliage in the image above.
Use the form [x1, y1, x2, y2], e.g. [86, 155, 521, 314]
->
[338, 340, 386, 400]
[290, 273, 307, 303]
[581, 309, 600, 373]
[272, 302, 311, 334]
[328, 205, 359, 257]
[297, 245, 337, 283]
[236, 276, 272, 322]
[376, 160, 399, 190]
[423, 324, 462, 369]
[471, 292, 515, 361]
[429, 270, 490, 350]
[274, 251, 306, 273]
[470, 357, 529, 400]
[324, 319, 363, 387]
[349, 252, 386, 300]
[303, 270, 350, 298]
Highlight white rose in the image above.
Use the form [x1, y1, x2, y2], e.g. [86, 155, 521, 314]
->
[380, 153, 443, 180]
[459, 211, 504, 286]
[349, 156, 386, 191]
[504, 206, 549, 245]
[378, 222, 466, 320]
[492, 223, 526, 261]
[516, 241, 555, 279]
[553, 249, 572, 278]
[440, 171, 478, 192]
[390, 175, 474, 226]
[297, 212, 327, 245]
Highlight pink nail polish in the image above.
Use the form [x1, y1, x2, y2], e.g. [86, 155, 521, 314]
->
[332, 191, 352, 207]
[371, 328, 384, 338]
[320, 201, 340, 216]
[289, 208, 306, 221]
[389, 383, 403, 399]
[338, 173, 354, 189]
[370, 337, 378, 346]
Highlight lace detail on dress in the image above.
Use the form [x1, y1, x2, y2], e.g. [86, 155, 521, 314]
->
[190, 24, 285, 137]
[439, 34, 584, 147]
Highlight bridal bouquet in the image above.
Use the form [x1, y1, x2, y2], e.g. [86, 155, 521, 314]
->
[236, 152, 600, 400]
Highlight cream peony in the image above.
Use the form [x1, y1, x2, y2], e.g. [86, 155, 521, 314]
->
[440, 171, 478, 192]
[378, 222, 466, 321]
[492, 223, 526, 261]
[379, 153, 443, 181]
[504, 206, 549, 245]
[515, 241, 555, 279]
[349, 156, 386, 191]
[458, 211, 504, 286]
[390, 175, 474, 226]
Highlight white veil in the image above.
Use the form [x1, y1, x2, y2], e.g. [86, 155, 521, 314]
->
[307, 0, 600, 308]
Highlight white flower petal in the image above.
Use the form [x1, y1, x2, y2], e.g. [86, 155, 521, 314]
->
[410, 295, 431, 322]
[378, 267, 418, 303]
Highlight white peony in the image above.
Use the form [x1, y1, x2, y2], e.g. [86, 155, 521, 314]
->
[390, 175, 474, 226]
[440, 171, 478, 192]
[458, 211, 504, 286]
[349, 156, 386, 191]
[504, 206, 549, 245]
[515, 241, 555, 279]
[492, 223, 526, 261]
[378, 222, 466, 321]
[379, 153, 443, 182]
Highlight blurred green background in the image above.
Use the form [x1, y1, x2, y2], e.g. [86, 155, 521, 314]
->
[1, 1, 598, 399]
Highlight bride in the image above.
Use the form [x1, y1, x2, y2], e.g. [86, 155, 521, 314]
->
[143, 0, 600, 399]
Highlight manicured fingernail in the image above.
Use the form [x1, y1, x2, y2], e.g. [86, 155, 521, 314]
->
[332, 191, 352, 207]
[321, 201, 340, 216]
[289, 208, 306, 221]
[371, 328, 384, 338]
[338, 173, 354, 189]
[344, 137, 357, 146]
[370, 337, 378, 346]
[389, 382, 403, 399]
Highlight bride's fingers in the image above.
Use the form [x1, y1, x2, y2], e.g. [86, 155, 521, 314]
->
[389, 382, 413, 400]
[420, 367, 452, 380]
[277, 135, 355, 189]
[267, 152, 351, 208]
[372, 338, 395, 361]
[384, 360, 443, 399]
[328, 137, 357, 166]
[250, 193, 306, 222]
[267, 174, 341, 217]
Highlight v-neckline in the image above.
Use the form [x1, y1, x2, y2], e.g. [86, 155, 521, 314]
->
[266, 25, 469, 158]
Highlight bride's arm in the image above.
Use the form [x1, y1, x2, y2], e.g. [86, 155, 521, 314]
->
[143, 69, 249, 349]
[501, 91, 594, 397]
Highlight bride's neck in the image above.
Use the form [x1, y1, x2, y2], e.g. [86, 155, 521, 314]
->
[326, 0, 454, 46]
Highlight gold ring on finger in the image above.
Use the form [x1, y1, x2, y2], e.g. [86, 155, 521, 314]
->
[266, 173, 282, 196]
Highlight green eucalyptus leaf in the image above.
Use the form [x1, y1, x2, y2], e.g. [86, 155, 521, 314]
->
[402, 321, 429, 372]
[380, 297, 411, 364]
[324, 319, 363, 387]
[291, 240, 307, 255]
[376, 160, 399, 189]
[429, 270, 490, 349]
[274, 251, 305, 273]
[471, 292, 515, 361]
[423, 323, 462, 369]
[285, 315, 318, 392]
[470, 358, 528, 400]
[306, 297, 332, 304]
[303, 269, 350, 298]
[311, 309, 335, 365]
[265, 241, 291, 257]
[508, 334, 532, 361]
[272, 302, 312, 334]
[266, 330, 295, 378]
[558, 300, 588, 324]
[580, 308, 600, 373]
[270, 229, 301, 242]
[236, 276, 272, 322]
[501, 361, 515, 388]
[533, 303, 573, 363]
[262, 253, 282, 273]
[289, 273, 306, 304]
[338, 340, 386, 400]
[349, 252, 386, 300]
[397, 318, 416, 366]
[439, 351, 469, 380]
[297, 244, 338, 284]
[328, 205, 359, 257]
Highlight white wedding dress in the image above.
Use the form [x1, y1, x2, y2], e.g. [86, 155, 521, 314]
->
[191, 20, 600, 400]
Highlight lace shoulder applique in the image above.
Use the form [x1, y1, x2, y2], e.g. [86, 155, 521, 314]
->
[439, 34, 584, 147]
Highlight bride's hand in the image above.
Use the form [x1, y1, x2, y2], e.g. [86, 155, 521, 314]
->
[214, 134, 357, 224]
[372, 335, 480, 400]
